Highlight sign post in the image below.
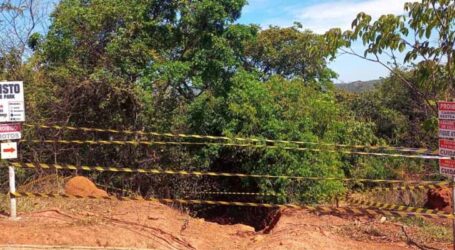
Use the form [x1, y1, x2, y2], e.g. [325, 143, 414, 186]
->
[8, 166, 16, 219]
[0, 80, 25, 220]
[438, 101, 455, 249]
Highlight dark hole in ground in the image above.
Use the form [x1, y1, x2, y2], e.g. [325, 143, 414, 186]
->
[194, 206, 282, 232]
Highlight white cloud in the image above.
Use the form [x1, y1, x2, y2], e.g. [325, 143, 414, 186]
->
[262, 0, 413, 33]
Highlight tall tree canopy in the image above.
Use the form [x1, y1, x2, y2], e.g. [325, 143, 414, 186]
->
[42, 0, 256, 99]
[244, 24, 337, 86]
[3, 0, 431, 205]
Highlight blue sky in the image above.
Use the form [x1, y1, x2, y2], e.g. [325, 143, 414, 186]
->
[238, 0, 412, 83]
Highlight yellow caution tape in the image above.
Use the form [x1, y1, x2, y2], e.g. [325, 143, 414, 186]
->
[25, 124, 439, 155]
[20, 139, 446, 160]
[348, 197, 450, 215]
[95, 183, 135, 195]
[10, 162, 450, 185]
[9, 192, 454, 219]
[360, 184, 449, 193]
[187, 191, 284, 197]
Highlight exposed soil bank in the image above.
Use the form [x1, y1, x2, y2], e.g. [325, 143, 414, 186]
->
[1, 197, 449, 249]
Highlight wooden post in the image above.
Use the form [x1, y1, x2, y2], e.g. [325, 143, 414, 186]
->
[9, 165, 16, 219]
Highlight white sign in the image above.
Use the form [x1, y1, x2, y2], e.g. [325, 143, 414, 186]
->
[439, 101, 455, 120]
[439, 120, 455, 139]
[0, 81, 25, 122]
[0, 123, 21, 140]
[1, 142, 17, 159]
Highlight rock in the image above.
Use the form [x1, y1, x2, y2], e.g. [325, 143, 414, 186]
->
[252, 235, 265, 242]
[235, 224, 255, 232]
[425, 187, 452, 213]
[65, 176, 108, 197]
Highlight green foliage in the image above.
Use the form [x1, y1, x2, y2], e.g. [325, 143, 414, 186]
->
[245, 25, 337, 86]
[338, 71, 443, 183]
[187, 71, 378, 202]
[347, 70, 439, 148]
[1, 0, 422, 204]
[325, 0, 455, 114]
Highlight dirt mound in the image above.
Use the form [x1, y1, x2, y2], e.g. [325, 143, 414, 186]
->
[64, 176, 108, 197]
[0, 199, 429, 249]
[425, 187, 452, 213]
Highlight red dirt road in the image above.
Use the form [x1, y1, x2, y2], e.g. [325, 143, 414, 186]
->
[1, 197, 447, 250]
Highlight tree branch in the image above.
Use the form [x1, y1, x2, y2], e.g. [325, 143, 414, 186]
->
[340, 48, 438, 114]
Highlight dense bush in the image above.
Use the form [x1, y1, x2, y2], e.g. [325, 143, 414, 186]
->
[1, 0, 451, 205]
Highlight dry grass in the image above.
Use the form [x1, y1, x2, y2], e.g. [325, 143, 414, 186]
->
[351, 187, 427, 208]
[398, 217, 453, 243]
[342, 186, 454, 246]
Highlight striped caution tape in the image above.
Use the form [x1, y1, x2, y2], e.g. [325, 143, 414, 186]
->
[25, 124, 439, 155]
[360, 183, 450, 193]
[10, 162, 450, 185]
[20, 139, 447, 160]
[9, 192, 454, 219]
[95, 184, 282, 198]
[187, 191, 284, 197]
[347, 197, 450, 215]
[95, 183, 135, 195]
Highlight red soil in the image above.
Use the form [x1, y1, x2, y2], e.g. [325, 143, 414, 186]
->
[425, 187, 453, 213]
[0, 176, 450, 249]
[64, 176, 108, 197]
[0, 198, 450, 249]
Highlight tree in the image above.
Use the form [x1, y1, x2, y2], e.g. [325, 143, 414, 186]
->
[42, 0, 256, 100]
[245, 24, 337, 87]
[12, 0, 391, 204]
[325, 0, 455, 114]
[0, 0, 51, 58]
[187, 71, 381, 202]
[0, 0, 51, 80]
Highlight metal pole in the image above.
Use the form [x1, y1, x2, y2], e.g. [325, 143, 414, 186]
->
[9, 165, 16, 219]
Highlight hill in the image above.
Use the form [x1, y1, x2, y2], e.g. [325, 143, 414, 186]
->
[335, 79, 383, 93]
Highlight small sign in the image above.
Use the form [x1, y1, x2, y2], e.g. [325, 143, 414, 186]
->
[438, 101, 455, 176]
[1, 142, 17, 159]
[0, 123, 21, 140]
[439, 139, 455, 157]
[439, 120, 455, 139]
[0, 81, 25, 122]
[439, 101, 455, 120]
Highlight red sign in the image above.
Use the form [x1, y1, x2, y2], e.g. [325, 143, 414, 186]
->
[439, 120, 455, 138]
[439, 120, 455, 129]
[439, 139, 455, 157]
[438, 101, 455, 175]
[0, 123, 21, 133]
[0, 123, 21, 140]
[439, 101, 455, 120]
[440, 159, 455, 175]
[440, 139, 455, 149]
[439, 102, 455, 111]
